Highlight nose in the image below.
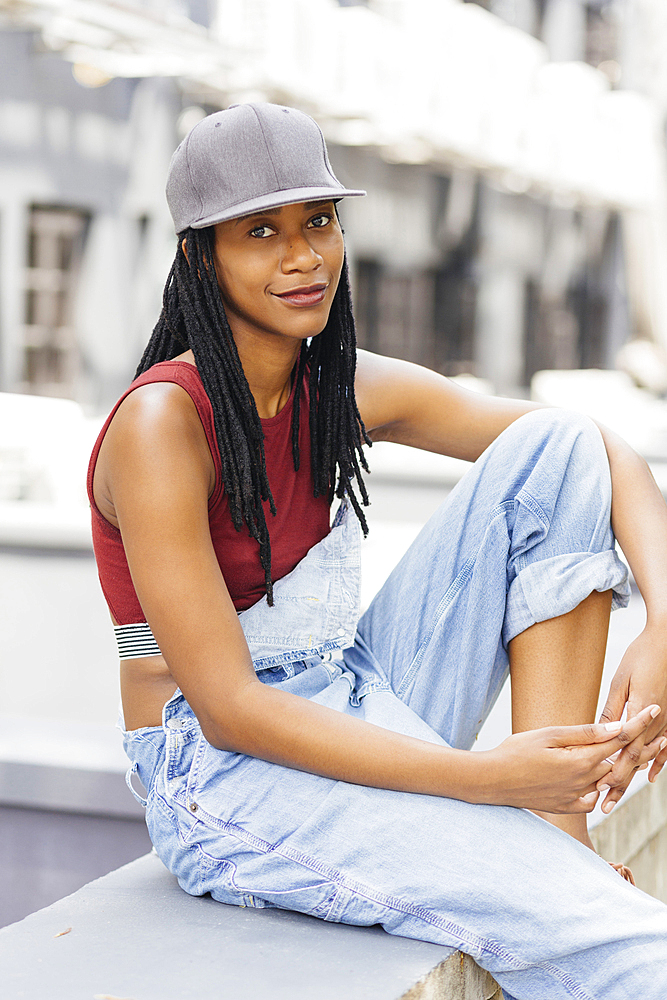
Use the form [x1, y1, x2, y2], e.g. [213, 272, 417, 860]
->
[281, 233, 323, 273]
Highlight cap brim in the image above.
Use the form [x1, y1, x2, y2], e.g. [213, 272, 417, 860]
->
[188, 186, 366, 230]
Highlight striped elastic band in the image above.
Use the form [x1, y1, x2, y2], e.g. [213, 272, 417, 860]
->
[113, 622, 162, 660]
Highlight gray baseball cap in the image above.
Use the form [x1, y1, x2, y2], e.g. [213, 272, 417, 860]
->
[166, 102, 366, 233]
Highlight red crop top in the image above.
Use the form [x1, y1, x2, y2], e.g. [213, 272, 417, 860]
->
[87, 360, 331, 623]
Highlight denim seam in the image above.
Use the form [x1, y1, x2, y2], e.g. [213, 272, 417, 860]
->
[397, 555, 476, 700]
[185, 733, 208, 802]
[271, 848, 595, 998]
[253, 639, 350, 670]
[195, 842, 338, 918]
[179, 799, 487, 954]
[221, 827, 591, 996]
[349, 680, 392, 707]
[168, 794, 582, 988]
[164, 720, 598, 998]
[323, 883, 349, 922]
[514, 488, 550, 529]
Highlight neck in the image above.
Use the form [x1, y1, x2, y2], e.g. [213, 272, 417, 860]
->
[172, 328, 303, 419]
[234, 330, 302, 419]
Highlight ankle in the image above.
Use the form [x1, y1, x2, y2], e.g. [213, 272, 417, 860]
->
[532, 810, 595, 851]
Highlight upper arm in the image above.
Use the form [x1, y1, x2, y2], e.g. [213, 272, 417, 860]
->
[96, 382, 258, 744]
[355, 350, 538, 462]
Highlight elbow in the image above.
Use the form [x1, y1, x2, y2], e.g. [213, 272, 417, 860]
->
[199, 713, 249, 753]
[201, 723, 238, 752]
[196, 681, 265, 753]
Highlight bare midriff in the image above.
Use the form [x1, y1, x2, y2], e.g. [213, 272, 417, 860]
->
[120, 656, 178, 731]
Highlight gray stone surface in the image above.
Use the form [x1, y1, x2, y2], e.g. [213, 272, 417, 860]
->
[0, 852, 463, 1000]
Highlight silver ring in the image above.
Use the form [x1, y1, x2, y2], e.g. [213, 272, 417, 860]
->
[604, 757, 615, 766]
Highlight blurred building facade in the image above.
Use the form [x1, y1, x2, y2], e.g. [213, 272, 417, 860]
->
[0, 0, 665, 408]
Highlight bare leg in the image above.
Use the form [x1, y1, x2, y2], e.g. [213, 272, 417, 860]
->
[508, 589, 613, 849]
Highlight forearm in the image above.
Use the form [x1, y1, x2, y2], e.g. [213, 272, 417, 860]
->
[599, 423, 667, 626]
[202, 678, 657, 814]
[206, 679, 487, 800]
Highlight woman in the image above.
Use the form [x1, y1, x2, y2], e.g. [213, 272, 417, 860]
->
[89, 103, 667, 997]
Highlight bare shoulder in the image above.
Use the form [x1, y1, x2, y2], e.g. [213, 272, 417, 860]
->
[94, 381, 215, 523]
[109, 380, 202, 441]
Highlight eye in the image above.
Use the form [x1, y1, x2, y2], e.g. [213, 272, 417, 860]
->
[308, 213, 332, 229]
[249, 224, 275, 239]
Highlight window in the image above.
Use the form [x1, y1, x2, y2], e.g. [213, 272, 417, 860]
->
[22, 206, 88, 398]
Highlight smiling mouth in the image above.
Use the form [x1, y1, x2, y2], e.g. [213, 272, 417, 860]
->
[273, 283, 328, 306]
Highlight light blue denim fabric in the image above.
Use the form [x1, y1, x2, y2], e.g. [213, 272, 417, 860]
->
[238, 498, 361, 669]
[123, 410, 667, 1000]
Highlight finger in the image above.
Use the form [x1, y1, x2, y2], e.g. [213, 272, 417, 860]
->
[597, 731, 667, 804]
[574, 789, 600, 813]
[606, 734, 645, 787]
[598, 678, 627, 727]
[640, 733, 667, 763]
[604, 732, 663, 779]
[600, 783, 627, 813]
[649, 736, 667, 783]
[604, 727, 666, 789]
[599, 762, 645, 811]
[546, 705, 660, 757]
[603, 705, 661, 757]
[627, 697, 665, 746]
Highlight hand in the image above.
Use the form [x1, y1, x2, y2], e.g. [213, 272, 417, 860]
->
[483, 705, 661, 814]
[597, 625, 667, 813]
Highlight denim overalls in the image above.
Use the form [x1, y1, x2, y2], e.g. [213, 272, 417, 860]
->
[123, 410, 667, 1000]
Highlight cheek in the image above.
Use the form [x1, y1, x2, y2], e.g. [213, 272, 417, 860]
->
[327, 236, 345, 281]
[214, 259, 264, 315]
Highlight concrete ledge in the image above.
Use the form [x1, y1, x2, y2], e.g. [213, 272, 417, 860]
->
[0, 852, 501, 1000]
[403, 954, 502, 1000]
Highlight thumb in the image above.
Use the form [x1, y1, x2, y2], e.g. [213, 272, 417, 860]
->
[598, 675, 627, 726]
[550, 705, 660, 752]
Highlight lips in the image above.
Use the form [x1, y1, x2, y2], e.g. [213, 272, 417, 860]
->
[273, 283, 328, 306]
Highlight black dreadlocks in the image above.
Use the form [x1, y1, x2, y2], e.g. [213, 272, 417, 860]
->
[135, 226, 371, 605]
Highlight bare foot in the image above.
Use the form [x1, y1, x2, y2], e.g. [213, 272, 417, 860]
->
[608, 862, 636, 885]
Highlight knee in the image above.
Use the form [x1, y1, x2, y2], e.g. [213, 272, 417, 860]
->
[497, 408, 610, 505]
[510, 408, 605, 460]
[514, 406, 598, 436]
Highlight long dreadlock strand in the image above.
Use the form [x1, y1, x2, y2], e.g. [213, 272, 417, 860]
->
[290, 341, 309, 472]
[307, 258, 371, 532]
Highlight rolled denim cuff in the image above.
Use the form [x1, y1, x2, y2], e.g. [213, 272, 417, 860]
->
[503, 549, 631, 647]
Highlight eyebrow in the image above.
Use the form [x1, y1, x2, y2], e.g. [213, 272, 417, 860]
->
[233, 200, 334, 226]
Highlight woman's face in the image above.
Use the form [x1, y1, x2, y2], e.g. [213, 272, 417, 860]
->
[212, 199, 344, 348]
